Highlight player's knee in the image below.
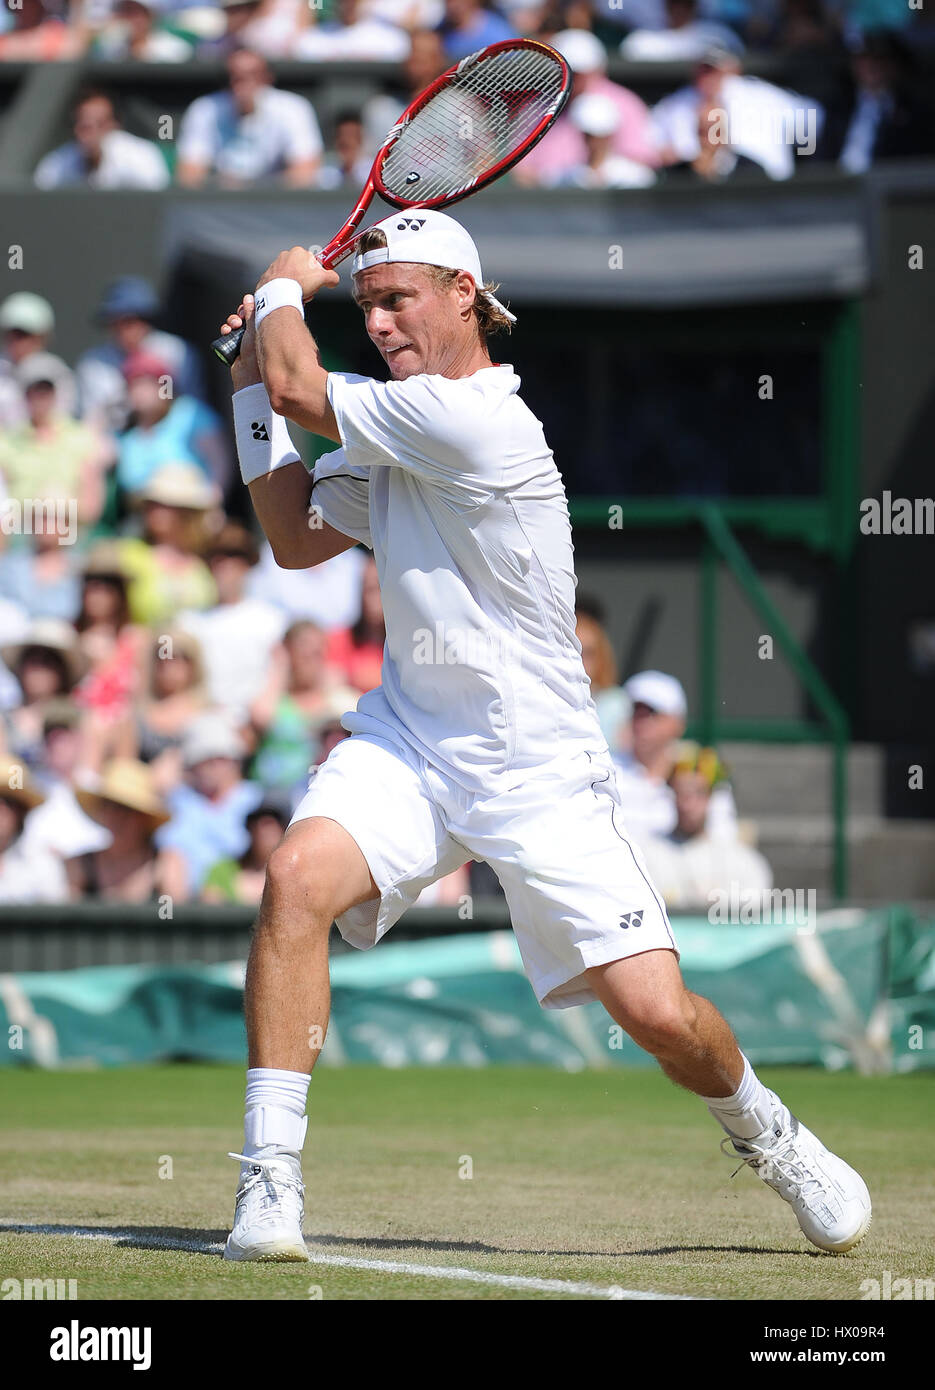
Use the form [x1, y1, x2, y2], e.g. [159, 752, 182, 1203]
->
[262, 840, 335, 934]
[622, 996, 694, 1056]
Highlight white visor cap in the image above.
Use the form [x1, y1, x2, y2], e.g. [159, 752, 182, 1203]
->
[351, 209, 516, 324]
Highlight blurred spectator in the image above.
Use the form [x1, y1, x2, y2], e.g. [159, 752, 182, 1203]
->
[76, 277, 206, 434]
[325, 554, 385, 693]
[35, 89, 170, 191]
[620, 0, 744, 60]
[177, 522, 287, 722]
[556, 91, 658, 186]
[115, 353, 229, 497]
[176, 48, 323, 187]
[247, 538, 366, 629]
[156, 714, 263, 901]
[514, 28, 658, 185]
[314, 696, 351, 766]
[613, 669, 738, 846]
[0, 517, 82, 623]
[72, 543, 147, 728]
[90, 626, 209, 795]
[361, 27, 448, 156]
[0, 0, 79, 60]
[250, 621, 358, 793]
[201, 794, 290, 904]
[71, 758, 172, 901]
[297, 0, 410, 59]
[820, 28, 935, 170]
[651, 45, 824, 180]
[117, 465, 219, 626]
[318, 112, 373, 190]
[22, 700, 112, 863]
[198, 1, 310, 60]
[0, 292, 76, 427]
[93, 1, 193, 60]
[0, 354, 112, 531]
[574, 597, 631, 753]
[641, 744, 773, 909]
[363, 0, 445, 29]
[764, 0, 843, 54]
[436, 0, 515, 59]
[1, 618, 87, 769]
[0, 756, 68, 903]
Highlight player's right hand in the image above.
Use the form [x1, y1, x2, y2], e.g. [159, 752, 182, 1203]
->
[221, 294, 261, 390]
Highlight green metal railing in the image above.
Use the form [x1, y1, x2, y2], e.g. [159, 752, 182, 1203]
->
[696, 504, 849, 899]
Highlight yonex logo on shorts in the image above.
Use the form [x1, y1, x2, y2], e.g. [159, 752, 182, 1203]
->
[251, 421, 270, 441]
[619, 911, 643, 930]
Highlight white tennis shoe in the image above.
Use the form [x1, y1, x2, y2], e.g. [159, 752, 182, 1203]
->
[223, 1148, 310, 1262]
[724, 1092, 872, 1253]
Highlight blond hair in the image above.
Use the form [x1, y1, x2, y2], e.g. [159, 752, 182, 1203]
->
[353, 228, 513, 339]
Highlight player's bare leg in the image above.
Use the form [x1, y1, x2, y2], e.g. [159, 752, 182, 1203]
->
[225, 817, 379, 1262]
[586, 950, 872, 1253]
[246, 816, 378, 1073]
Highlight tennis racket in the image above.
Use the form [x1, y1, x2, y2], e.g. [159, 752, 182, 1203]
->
[211, 37, 571, 365]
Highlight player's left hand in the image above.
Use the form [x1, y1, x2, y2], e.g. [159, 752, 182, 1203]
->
[256, 248, 340, 302]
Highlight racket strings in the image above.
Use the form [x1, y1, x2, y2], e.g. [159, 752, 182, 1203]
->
[381, 47, 565, 202]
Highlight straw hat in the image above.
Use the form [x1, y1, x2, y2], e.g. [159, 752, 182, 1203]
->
[82, 541, 130, 581]
[76, 759, 171, 831]
[1, 617, 87, 686]
[134, 463, 220, 512]
[0, 756, 45, 812]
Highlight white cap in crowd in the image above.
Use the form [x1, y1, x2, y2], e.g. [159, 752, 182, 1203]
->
[551, 29, 608, 75]
[570, 92, 622, 138]
[623, 670, 688, 718]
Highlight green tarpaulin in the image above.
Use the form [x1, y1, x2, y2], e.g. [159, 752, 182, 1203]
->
[1, 910, 933, 1072]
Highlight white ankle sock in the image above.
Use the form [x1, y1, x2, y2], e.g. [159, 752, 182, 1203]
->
[701, 1055, 777, 1141]
[243, 1067, 310, 1156]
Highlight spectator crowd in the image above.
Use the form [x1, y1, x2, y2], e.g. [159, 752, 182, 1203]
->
[1, 3, 932, 189]
[0, 0, 922, 915]
[0, 278, 772, 919]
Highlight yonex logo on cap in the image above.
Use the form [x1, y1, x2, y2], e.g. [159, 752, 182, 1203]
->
[396, 218, 427, 231]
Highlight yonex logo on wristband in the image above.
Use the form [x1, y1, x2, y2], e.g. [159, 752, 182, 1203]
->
[251, 421, 270, 441]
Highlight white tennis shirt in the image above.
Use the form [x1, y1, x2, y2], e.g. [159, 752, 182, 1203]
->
[315, 364, 604, 793]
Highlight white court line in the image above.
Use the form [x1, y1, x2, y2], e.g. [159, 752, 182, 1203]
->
[0, 1223, 699, 1300]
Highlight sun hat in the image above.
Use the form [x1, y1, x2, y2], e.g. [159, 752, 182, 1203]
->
[182, 713, 247, 768]
[0, 292, 54, 337]
[623, 669, 688, 719]
[96, 276, 160, 324]
[76, 758, 171, 831]
[351, 209, 516, 324]
[134, 463, 220, 512]
[570, 91, 621, 138]
[16, 351, 70, 391]
[551, 29, 608, 75]
[2, 617, 87, 686]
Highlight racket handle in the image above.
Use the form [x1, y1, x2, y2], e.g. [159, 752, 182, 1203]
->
[211, 236, 360, 367]
[212, 325, 245, 366]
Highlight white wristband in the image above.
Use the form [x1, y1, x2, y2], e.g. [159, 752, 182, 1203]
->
[233, 383, 301, 486]
[254, 277, 304, 327]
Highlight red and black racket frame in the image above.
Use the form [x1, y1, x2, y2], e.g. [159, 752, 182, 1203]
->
[212, 38, 571, 364]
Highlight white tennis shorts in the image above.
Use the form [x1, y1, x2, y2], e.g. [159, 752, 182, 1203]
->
[290, 731, 679, 1010]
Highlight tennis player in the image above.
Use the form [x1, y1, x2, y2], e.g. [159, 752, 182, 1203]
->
[220, 210, 871, 1262]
